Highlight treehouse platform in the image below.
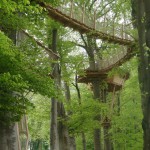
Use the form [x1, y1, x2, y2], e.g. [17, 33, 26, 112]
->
[77, 70, 107, 83]
[78, 70, 129, 92]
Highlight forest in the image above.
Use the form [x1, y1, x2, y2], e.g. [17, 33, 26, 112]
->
[0, 0, 150, 150]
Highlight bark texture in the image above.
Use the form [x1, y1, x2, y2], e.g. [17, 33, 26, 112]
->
[80, 34, 102, 150]
[50, 97, 59, 150]
[0, 123, 19, 150]
[57, 102, 70, 150]
[0, 29, 22, 150]
[141, 1, 150, 149]
[132, 0, 150, 149]
[92, 80, 102, 150]
[73, 75, 86, 150]
[102, 90, 112, 150]
[81, 132, 86, 150]
[50, 29, 59, 150]
[64, 82, 76, 150]
[104, 126, 112, 150]
[50, 29, 72, 150]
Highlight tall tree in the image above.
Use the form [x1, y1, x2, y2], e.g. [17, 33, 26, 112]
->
[131, 0, 150, 149]
[0, 1, 57, 149]
[78, 34, 102, 150]
[49, 29, 60, 150]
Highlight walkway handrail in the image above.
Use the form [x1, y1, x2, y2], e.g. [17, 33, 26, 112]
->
[38, 2, 135, 46]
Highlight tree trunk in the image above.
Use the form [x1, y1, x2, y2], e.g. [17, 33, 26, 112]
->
[50, 29, 72, 150]
[136, 0, 150, 149]
[81, 35, 102, 150]
[50, 29, 59, 150]
[64, 82, 76, 150]
[89, 56, 96, 71]
[0, 29, 22, 150]
[117, 93, 120, 115]
[0, 123, 19, 150]
[50, 97, 59, 150]
[102, 89, 112, 150]
[57, 102, 70, 150]
[81, 132, 86, 150]
[104, 126, 112, 150]
[69, 137, 76, 150]
[73, 74, 87, 150]
[92, 80, 102, 150]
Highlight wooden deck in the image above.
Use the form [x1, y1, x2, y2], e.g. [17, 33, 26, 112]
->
[77, 71, 107, 83]
[78, 71, 129, 92]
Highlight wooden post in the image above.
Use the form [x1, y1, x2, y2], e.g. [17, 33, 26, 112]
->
[121, 24, 124, 39]
[70, 0, 73, 18]
[121, 46, 124, 55]
[93, 11, 96, 29]
[116, 50, 119, 61]
[104, 16, 108, 34]
[104, 15, 106, 31]
[113, 22, 115, 37]
[107, 58, 110, 67]
[110, 57, 113, 65]
[111, 85, 116, 113]
[124, 25, 128, 40]
[123, 15, 128, 40]
[82, 4, 85, 23]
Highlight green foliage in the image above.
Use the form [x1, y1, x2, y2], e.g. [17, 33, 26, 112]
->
[28, 94, 50, 144]
[0, 0, 43, 31]
[110, 58, 143, 149]
[66, 85, 109, 134]
[0, 73, 29, 122]
[108, 67, 129, 78]
[43, 0, 61, 6]
[0, 31, 29, 123]
[76, 133, 94, 150]
[0, 29, 54, 124]
[0, 0, 143, 149]
[19, 37, 55, 97]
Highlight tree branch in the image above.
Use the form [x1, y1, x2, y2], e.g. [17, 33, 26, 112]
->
[22, 30, 60, 60]
[80, 33, 87, 48]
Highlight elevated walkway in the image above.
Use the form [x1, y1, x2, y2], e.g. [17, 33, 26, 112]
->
[39, 2, 135, 46]
[37, 1, 136, 89]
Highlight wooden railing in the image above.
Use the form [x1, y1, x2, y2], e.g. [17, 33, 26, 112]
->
[39, 1, 134, 45]
[35, 1, 135, 72]
[56, 1, 133, 41]
[82, 46, 132, 72]
[98, 46, 129, 71]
